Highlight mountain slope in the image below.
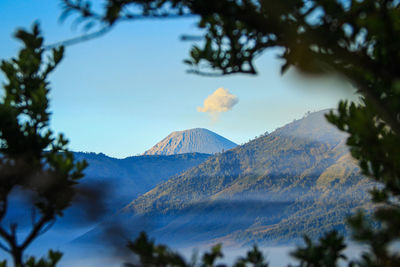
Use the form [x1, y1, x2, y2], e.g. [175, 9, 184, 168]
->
[7, 152, 212, 253]
[143, 128, 237, 155]
[81, 110, 374, 248]
[73, 152, 211, 211]
[129, 110, 350, 213]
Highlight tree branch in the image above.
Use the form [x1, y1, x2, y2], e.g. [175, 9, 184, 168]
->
[20, 214, 51, 250]
[187, 68, 256, 76]
[0, 226, 13, 247]
[0, 196, 8, 221]
[38, 219, 55, 236]
[0, 241, 10, 253]
[43, 26, 112, 50]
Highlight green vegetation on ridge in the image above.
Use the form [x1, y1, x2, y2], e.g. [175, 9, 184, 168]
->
[110, 110, 373, 247]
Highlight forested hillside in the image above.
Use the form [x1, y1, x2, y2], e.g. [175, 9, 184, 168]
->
[4, 152, 212, 253]
[90, 110, 375, 247]
[73, 152, 212, 212]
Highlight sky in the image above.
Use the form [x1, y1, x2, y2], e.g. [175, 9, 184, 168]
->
[0, 0, 358, 158]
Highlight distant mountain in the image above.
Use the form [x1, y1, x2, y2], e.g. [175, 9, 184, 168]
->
[143, 128, 237, 155]
[6, 152, 211, 253]
[80, 110, 374, 248]
[71, 152, 211, 216]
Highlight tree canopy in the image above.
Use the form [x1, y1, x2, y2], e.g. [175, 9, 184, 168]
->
[61, 0, 400, 131]
[0, 24, 87, 266]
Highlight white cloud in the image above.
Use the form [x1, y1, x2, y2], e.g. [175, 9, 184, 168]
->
[197, 88, 239, 115]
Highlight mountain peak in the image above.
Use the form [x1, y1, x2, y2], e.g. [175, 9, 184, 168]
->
[143, 128, 237, 155]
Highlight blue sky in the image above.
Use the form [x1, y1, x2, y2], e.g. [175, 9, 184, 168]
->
[0, 0, 357, 158]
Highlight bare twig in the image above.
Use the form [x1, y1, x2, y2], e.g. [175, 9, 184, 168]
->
[0, 226, 14, 248]
[38, 219, 56, 236]
[21, 215, 51, 250]
[43, 26, 112, 50]
[0, 241, 11, 253]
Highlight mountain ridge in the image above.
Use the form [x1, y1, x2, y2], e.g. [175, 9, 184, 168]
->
[79, 109, 374, 248]
[73, 151, 212, 208]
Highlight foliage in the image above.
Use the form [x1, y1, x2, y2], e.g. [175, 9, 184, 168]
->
[0, 250, 63, 267]
[289, 231, 347, 267]
[25, 250, 63, 267]
[126, 232, 188, 267]
[233, 245, 268, 267]
[325, 101, 400, 266]
[0, 24, 86, 266]
[126, 232, 269, 267]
